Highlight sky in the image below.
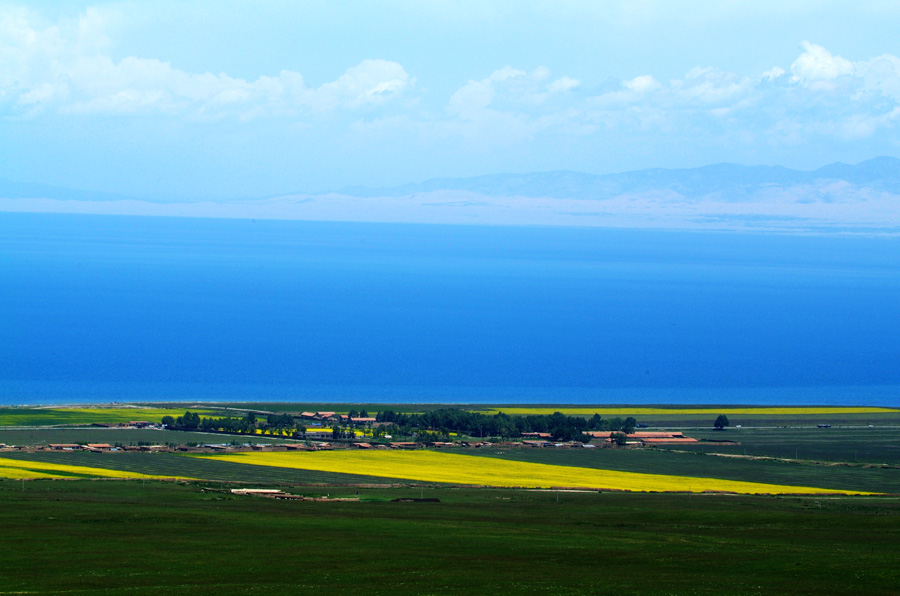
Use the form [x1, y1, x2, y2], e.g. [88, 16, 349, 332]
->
[2, 1, 900, 200]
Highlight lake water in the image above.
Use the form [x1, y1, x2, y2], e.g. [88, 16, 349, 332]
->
[1, 213, 898, 406]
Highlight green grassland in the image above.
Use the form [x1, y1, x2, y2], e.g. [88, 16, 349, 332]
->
[137, 401, 431, 414]
[640, 411, 900, 428]
[4, 442, 897, 494]
[3, 405, 899, 594]
[467, 404, 900, 420]
[0, 451, 404, 485]
[0, 427, 294, 447]
[668, 426, 900, 464]
[0, 406, 223, 427]
[1, 480, 898, 595]
[461, 447, 900, 494]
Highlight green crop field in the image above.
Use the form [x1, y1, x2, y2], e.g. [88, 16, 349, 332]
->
[0, 406, 223, 427]
[0, 451, 403, 486]
[138, 401, 430, 415]
[666, 426, 900, 464]
[462, 447, 900, 494]
[5, 443, 895, 494]
[2, 406, 899, 594]
[1, 480, 898, 595]
[639, 411, 900, 428]
[0, 427, 294, 447]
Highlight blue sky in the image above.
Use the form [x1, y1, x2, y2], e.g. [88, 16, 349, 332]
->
[3, 1, 900, 200]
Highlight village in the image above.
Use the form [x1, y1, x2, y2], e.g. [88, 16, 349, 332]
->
[0, 411, 706, 454]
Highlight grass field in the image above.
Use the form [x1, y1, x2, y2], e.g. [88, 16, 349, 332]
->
[0, 406, 220, 427]
[139, 401, 427, 414]
[201, 450, 871, 494]
[679, 426, 900, 464]
[0, 480, 897, 596]
[0, 451, 405, 486]
[0, 427, 295, 447]
[6, 445, 896, 494]
[0, 455, 186, 480]
[472, 406, 900, 416]
[464, 447, 900, 494]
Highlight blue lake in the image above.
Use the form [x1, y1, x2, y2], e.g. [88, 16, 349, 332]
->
[1, 213, 899, 405]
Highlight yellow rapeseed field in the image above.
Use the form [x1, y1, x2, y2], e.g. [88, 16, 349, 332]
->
[203, 450, 868, 495]
[0, 456, 188, 480]
[472, 406, 898, 416]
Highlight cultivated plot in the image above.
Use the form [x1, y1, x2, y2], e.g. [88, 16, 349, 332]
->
[201, 450, 871, 494]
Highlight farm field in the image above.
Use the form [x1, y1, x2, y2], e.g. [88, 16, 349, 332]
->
[0, 480, 898, 596]
[0, 406, 220, 427]
[465, 447, 900, 494]
[139, 402, 428, 415]
[472, 405, 899, 416]
[0, 451, 405, 485]
[133, 402, 900, 428]
[201, 450, 871, 494]
[5, 445, 896, 494]
[681, 426, 900, 464]
[0, 455, 186, 480]
[642, 411, 900, 428]
[1, 405, 897, 496]
[0, 427, 295, 447]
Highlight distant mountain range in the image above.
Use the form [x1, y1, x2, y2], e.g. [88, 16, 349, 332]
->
[337, 156, 900, 201]
[0, 178, 134, 203]
[3, 157, 900, 233]
[4, 156, 900, 203]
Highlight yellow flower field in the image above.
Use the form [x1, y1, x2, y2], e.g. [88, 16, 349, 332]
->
[0, 456, 189, 480]
[472, 406, 898, 417]
[202, 450, 868, 495]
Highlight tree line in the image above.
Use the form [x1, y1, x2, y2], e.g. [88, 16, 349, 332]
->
[375, 409, 637, 441]
[162, 411, 306, 437]
[162, 408, 638, 442]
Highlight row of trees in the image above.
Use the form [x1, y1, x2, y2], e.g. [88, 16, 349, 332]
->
[162, 408, 641, 442]
[162, 411, 307, 437]
[375, 409, 637, 441]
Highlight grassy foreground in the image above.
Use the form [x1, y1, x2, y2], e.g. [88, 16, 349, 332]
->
[1, 480, 898, 596]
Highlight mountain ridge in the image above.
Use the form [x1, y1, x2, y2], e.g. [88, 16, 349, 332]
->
[334, 156, 900, 200]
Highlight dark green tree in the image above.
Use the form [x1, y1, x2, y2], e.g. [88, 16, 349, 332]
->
[714, 414, 730, 430]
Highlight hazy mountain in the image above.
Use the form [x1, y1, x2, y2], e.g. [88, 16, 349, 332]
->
[337, 156, 900, 201]
[4, 157, 900, 233]
[0, 178, 141, 203]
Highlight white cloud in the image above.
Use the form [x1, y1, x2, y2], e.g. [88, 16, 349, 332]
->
[444, 66, 584, 146]
[489, 65, 527, 83]
[856, 53, 900, 101]
[0, 7, 412, 117]
[448, 78, 494, 118]
[448, 65, 566, 118]
[674, 67, 749, 103]
[790, 41, 854, 86]
[547, 76, 580, 93]
[4, 5, 900, 163]
[623, 75, 660, 93]
[313, 59, 413, 110]
[762, 66, 785, 81]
